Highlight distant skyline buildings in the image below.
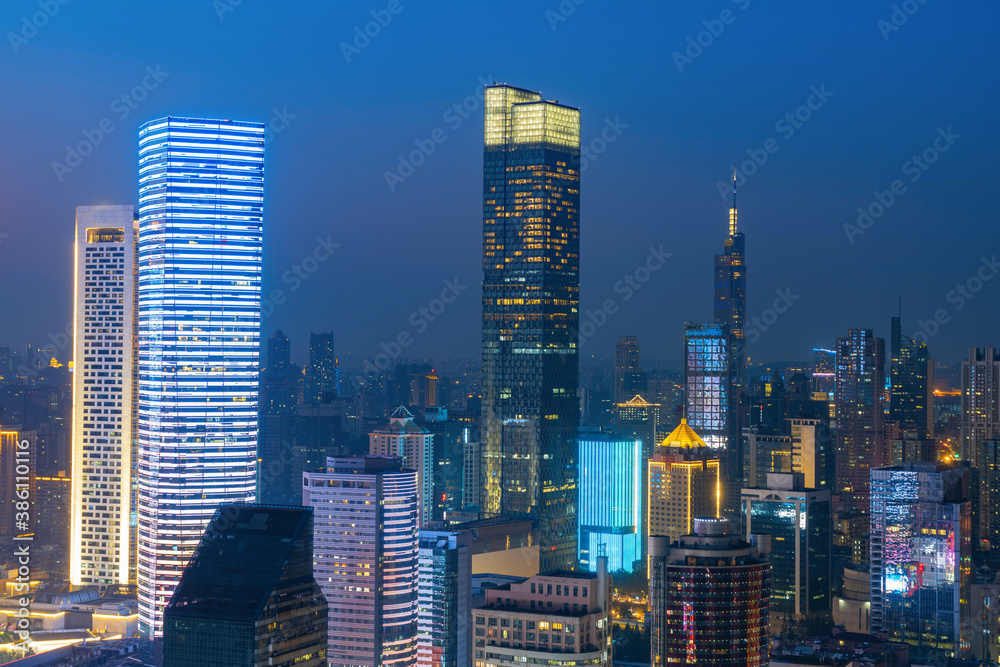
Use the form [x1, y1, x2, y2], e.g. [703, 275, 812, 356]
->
[69, 205, 138, 590]
[135, 116, 265, 637]
[480, 83, 581, 572]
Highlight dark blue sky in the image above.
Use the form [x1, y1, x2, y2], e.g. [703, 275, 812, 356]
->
[1, 0, 997, 367]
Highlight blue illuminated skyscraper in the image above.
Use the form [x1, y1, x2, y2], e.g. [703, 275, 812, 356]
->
[870, 462, 972, 661]
[136, 117, 264, 636]
[578, 437, 642, 572]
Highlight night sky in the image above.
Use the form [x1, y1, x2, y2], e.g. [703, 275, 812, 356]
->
[1, 0, 997, 367]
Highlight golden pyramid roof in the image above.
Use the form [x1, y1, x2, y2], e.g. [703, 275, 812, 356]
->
[660, 418, 708, 449]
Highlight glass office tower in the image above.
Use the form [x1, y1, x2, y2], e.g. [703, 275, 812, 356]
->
[870, 462, 972, 661]
[714, 187, 747, 448]
[481, 84, 581, 572]
[741, 473, 832, 634]
[136, 117, 264, 636]
[578, 437, 642, 572]
[890, 314, 931, 435]
[835, 329, 886, 513]
[70, 206, 138, 589]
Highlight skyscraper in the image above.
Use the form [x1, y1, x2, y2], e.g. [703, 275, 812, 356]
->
[714, 180, 747, 472]
[416, 529, 472, 667]
[961, 348, 1000, 462]
[303, 456, 419, 666]
[835, 329, 886, 513]
[162, 504, 328, 667]
[304, 331, 339, 403]
[648, 518, 769, 666]
[684, 322, 740, 522]
[369, 405, 433, 527]
[890, 314, 931, 435]
[741, 472, 832, 634]
[136, 116, 265, 636]
[647, 419, 720, 546]
[614, 336, 641, 404]
[870, 462, 972, 661]
[578, 437, 642, 573]
[70, 205, 138, 590]
[960, 348, 1000, 549]
[481, 84, 581, 571]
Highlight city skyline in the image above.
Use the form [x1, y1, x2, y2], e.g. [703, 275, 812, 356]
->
[2, 2, 997, 367]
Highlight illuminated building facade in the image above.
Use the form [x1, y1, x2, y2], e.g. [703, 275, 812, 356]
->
[741, 473, 831, 633]
[578, 437, 642, 573]
[649, 518, 769, 666]
[369, 405, 433, 526]
[684, 323, 731, 451]
[417, 529, 472, 667]
[0, 428, 34, 537]
[162, 504, 328, 667]
[472, 561, 611, 666]
[70, 205, 138, 590]
[647, 419, 720, 546]
[713, 184, 747, 451]
[870, 462, 972, 661]
[835, 329, 886, 512]
[136, 117, 264, 636]
[960, 348, 1000, 547]
[614, 336, 641, 404]
[481, 84, 581, 572]
[303, 456, 418, 667]
[890, 314, 932, 435]
[745, 419, 832, 491]
[812, 348, 836, 407]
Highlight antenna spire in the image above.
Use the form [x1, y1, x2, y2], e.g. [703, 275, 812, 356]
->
[728, 167, 738, 236]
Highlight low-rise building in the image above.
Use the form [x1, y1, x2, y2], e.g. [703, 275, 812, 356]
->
[472, 559, 611, 666]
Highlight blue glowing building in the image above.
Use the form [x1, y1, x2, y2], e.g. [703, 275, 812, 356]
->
[136, 117, 265, 636]
[870, 462, 972, 661]
[578, 437, 642, 573]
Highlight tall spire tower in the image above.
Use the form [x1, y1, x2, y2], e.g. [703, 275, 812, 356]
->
[713, 173, 747, 520]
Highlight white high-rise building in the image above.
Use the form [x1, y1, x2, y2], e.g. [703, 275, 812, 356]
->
[304, 456, 419, 667]
[70, 205, 138, 589]
[370, 405, 433, 526]
[136, 117, 264, 636]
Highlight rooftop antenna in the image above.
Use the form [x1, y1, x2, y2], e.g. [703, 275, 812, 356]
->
[729, 167, 738, 236]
